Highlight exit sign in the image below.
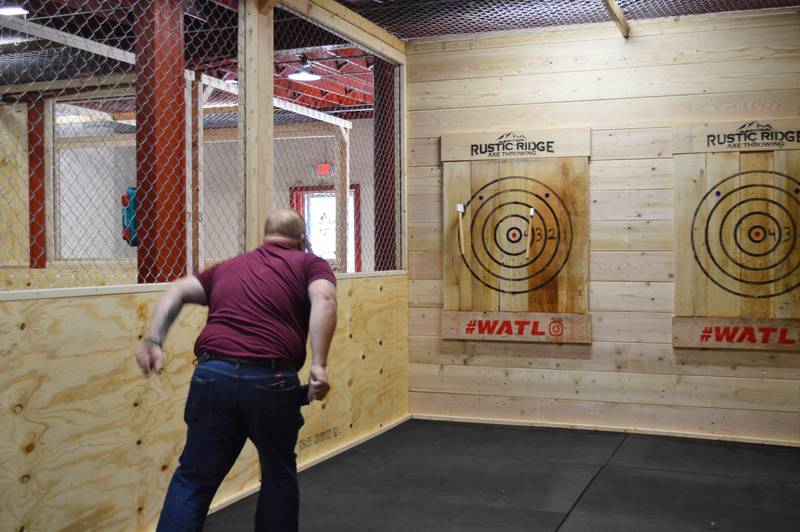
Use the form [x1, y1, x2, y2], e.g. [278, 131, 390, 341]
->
[316, 163, 332, 175]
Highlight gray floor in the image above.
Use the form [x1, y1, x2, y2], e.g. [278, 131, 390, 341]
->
[204, 420, 800, 531]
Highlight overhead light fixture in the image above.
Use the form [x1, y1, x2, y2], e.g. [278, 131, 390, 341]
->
[0, 6, 29, 16]
[288, 55, 321, 82]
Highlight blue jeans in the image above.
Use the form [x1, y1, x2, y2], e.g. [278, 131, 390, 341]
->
[156, 358, 305, 532]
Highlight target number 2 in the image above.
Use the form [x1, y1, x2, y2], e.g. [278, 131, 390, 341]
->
[533, 228, 559, 242]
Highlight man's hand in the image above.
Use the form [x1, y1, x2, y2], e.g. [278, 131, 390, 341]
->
[308, 364, 330, 401]
[135, 340, 164, 376]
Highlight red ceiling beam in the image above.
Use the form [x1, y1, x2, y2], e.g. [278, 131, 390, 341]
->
[274, 78, 371, 107]
[274, 84, 347, 110]
[274, 68, 372, 104]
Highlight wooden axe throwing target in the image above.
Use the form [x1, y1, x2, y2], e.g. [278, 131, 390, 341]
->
[673, 119, 800, 351]
[459, 175, 573, 295]
[440, 128, 590, 343]
[691, 170, 800, 299]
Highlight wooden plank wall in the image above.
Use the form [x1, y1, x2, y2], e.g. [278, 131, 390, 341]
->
[406, 8, 800, 445]
[0, 274, 408, 531]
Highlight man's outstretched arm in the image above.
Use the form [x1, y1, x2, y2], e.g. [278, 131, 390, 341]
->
[307, 279, 337, 401]
[135, 276, 208, 376]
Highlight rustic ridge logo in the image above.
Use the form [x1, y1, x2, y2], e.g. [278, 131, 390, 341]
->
[706, 121, 800, 150]
[471, 132, 556, 158]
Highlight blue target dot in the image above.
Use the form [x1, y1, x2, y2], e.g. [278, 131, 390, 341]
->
[715, 191, 721, 197]
[545, 193, 550, 199]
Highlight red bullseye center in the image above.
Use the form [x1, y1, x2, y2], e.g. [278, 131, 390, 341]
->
[506, 226, 523, 243]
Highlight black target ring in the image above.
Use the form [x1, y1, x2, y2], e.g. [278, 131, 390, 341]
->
[728, 209, 784, 261]
[480, 199, 554, 270]
[747, 224, 767, 244]
[493, 214, 528, 256]
[459, 176, 573, 294]
[710, 188, 798, 279]
[691, 170, 800, 299]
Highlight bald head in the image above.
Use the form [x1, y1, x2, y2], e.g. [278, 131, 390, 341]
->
[264, 209, 306, 249]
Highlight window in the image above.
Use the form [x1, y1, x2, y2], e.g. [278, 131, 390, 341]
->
[291, 185, 361, 272]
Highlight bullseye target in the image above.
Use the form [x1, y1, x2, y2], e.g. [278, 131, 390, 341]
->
[691, 170, 800, 299]
[460, 176, 573, 294]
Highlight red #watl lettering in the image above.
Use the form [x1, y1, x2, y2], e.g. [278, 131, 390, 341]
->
[699, 326, 797, 344]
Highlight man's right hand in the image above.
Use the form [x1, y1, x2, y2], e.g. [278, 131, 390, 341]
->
[308, 364, 330, 401]
[135, 340, 164, 376]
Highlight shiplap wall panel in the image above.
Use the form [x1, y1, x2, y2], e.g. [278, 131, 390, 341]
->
[407, 25, 800, 83]
[406, 8, 800, 445]
[408, 58, 800, 111]
[408, 90, 800, 138]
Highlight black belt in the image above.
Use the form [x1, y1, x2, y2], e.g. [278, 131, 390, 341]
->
[198, 352, 295, 371]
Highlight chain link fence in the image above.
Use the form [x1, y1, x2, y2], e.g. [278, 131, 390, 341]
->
[0, 1, 243, 290]
[0, 1, 401, 290]
[273, 5, 402, 273]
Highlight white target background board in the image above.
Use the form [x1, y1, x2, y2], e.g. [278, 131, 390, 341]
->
[673, 119, 800, 351]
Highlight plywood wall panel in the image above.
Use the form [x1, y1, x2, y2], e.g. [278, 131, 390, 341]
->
[0, 275, 408, 532]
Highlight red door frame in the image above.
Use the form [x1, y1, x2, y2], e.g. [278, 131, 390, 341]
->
[290, 184, 362, 272]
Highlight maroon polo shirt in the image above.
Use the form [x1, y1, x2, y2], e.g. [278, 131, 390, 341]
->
[193, 241, 336, 370]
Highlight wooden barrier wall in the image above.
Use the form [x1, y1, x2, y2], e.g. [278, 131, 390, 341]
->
[406, 8, 800, 445]
[0, 273, 408, 531]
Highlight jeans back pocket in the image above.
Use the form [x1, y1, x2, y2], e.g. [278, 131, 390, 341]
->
[184, 375, 214, 423]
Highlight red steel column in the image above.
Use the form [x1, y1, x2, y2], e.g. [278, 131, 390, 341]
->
[134, 0, 186, 283]
[26, 95, 46, 269]
[373, 58, 396, 271]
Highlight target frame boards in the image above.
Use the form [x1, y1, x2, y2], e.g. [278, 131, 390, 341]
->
[673, 118, 800, 351]
[441, 128, 591, 344]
